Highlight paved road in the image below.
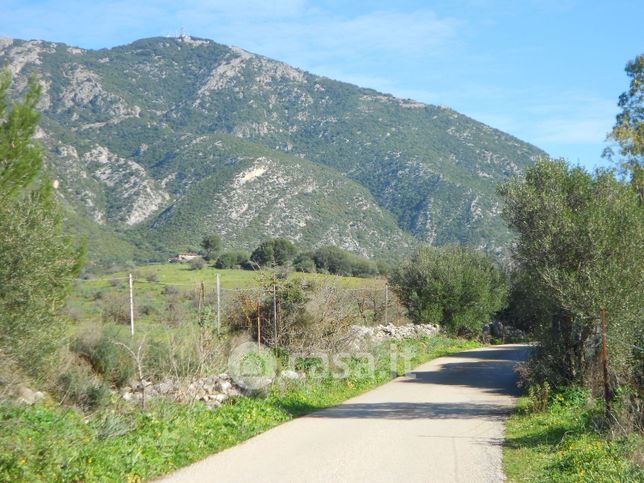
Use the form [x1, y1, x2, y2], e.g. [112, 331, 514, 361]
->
[162, 344, 529, 483]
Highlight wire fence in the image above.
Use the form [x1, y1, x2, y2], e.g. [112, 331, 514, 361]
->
[69, 272, 404, 339]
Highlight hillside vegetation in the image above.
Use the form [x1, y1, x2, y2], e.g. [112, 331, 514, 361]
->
[0, 35, 545, 263]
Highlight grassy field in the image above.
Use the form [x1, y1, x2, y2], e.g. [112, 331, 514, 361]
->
[0, 336, 479, 482]
[504, 389, 643, 482]
[82, 263, 385, 289]
[67, 263, 387, 329]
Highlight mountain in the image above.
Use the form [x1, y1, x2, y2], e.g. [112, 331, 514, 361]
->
[0, 35, 546, 263]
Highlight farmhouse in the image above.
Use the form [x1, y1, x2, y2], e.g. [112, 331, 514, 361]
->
[170, 252, 200, 262]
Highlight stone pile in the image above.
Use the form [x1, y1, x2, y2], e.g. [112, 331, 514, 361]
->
[350, 322, 440, 348]
[121, 373, 244, 408]
[483, 320, 527, 340]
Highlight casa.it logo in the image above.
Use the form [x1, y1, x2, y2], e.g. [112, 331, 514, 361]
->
[227, 342, 277, 390]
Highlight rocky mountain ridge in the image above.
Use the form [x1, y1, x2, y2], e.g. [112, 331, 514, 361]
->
[0, 35, 546, 262]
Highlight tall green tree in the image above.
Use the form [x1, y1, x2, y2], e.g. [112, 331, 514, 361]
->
[390, 245, 507, 335]
[0, 70, 84, 374]
[200, 233, 222, 261]
[271, 237, 296, 266]
[0, 71, 42, 200]
[250, 238, 296, 267]
[607, 54, 644, 200]
[498, 159, 642, 384]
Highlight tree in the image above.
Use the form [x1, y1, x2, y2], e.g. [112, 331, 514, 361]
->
[312, 246, 352, 275]
[607, 54, 644, 200]
[250, 240, 275, 267]
[0, 71, 42, 200]
[215, 250, 250, 269]
[498, 159, 642, 384]
[200, 234, 222, 261]
[271, 237, 296, 266]
[250, 238, 297, 267]
[0, 70, 84, 374]
[389, 245, 506, 335]
[293, 252, 317, 273]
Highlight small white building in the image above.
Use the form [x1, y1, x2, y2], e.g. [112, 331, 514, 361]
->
[170, 252, 200, 263]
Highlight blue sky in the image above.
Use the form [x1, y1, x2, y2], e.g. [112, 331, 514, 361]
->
[2, 0, 643, 169]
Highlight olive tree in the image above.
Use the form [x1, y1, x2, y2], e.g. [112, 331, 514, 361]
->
[390, 245, 507, 335]
[498, 159, 642, 384]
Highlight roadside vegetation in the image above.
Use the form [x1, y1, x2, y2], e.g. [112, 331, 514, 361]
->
[0, 336, 478, 481]
[499, 54, 643, 480]
[505, 388, 642, 482]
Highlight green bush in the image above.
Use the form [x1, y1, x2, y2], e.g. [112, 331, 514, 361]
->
[293, 253, 316, 273]
[72, 329, 135, 388]
[56, 364, 111, 410]
[101, 293, 135, 325]
[215, 250, 250, 269]
[390, 245, 507, 334]
[189, 257, 206, 270]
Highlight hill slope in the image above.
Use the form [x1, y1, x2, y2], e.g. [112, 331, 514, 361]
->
[0, 35, 546, 261]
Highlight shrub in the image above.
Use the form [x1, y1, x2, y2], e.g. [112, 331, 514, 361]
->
[293, 253, 316, 273]
[390, 245, 507, 335]
[215, 250, 250, 269]
[144, 271, 159, 283]
[164, 292, 186, 326]
[53, 352, 111, 410]
[311, 246, 377, 277]
[189, 257, 206, 270]
[72, 327, 135, 388]
[526, 381, 551, 413]
[101, 293, 135, 325]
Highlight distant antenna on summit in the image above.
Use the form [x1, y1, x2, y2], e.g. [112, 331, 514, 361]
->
[179, 27, 189, 40]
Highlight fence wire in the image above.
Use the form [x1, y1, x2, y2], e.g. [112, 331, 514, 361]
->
[68, 272, 401, 338]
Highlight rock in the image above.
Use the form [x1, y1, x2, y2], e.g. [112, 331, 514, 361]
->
[216, 380, 232, 393]
[350, 322, 439, 343]
[226, 386, 243, 397]
[157, 381, 173, 395]
[213, 393, 227, 403]
[122, 392, 134, 402]
[205, 375, 218, 385]
[280, 370, 301, 380]
[16, 386, 45, 405]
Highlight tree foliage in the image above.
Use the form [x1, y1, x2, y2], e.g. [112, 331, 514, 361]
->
[214, 250, 250, 269]
[250, 238, 296, 267]
[0, 70, 84, 374]
[608, 54, 644, 200]
[390, 245, 506, 335]
[0, 71, 42, 200]
[498, 159, 643, 384]
[200, 234, 222, 261]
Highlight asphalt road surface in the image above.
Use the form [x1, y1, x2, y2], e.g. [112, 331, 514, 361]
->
[162, 344, 530, 483]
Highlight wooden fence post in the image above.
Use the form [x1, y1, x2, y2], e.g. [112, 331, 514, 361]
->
[257, 297, 261, 349]
[384, 284, 389, 325]
[600, 308, 611, 416]
[216, 273, 221, 336]
[128, 273, 134, 336]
